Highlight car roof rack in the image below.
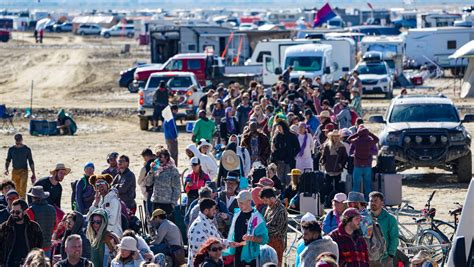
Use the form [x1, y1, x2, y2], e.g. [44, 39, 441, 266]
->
[397, 93, 446, 99]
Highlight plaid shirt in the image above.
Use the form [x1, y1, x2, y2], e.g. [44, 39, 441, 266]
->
[329, 225, 369, 267]
[263, 199, 288, 239]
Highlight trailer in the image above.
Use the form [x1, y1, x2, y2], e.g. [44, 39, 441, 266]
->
[405, 27, 474, 75]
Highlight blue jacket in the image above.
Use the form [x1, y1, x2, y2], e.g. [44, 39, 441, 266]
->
[164, 118, 178, 140]
[75, 176, 95, 214]
[295, 240, 305, 267]
[224, 208, 269, 262]
[322, 209, 339, 235]
[307, 115, 320, 135]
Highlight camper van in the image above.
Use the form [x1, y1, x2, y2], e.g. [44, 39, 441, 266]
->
[405, 27, 474, 75]
[417, 13, 462, 28]
[283, 44, 334, 84]
[360, 35, 405, 77]
[249, 38, 356, 85]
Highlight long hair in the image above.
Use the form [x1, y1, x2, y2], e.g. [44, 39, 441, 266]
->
[193, 238, 221, 267]
[23, 248, 50, 267]
[86, 213, 108, 248]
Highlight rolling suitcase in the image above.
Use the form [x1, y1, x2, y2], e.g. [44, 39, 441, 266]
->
[377, 155, 396, 174]
[374, 173, 403, 206]
[299, 192, 323, 217]
[299, 171, 325, 195]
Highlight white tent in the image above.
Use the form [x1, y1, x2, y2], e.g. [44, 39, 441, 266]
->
[35, 17, 55, 31]
[449, 40, 474, 98]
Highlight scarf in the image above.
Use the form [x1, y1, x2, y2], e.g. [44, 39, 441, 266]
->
[298, 133, 309, 157]
[225, 107, 235, 133]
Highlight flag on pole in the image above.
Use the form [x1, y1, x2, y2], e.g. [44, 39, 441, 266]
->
[313, 3, 337, 28]
[367, 2, 374, 9]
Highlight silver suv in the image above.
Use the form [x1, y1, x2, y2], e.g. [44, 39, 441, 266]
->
[101, 24, 135, 38]
[370, 94, 474, 182]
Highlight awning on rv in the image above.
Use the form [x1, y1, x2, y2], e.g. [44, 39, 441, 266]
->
[449, 40, 474, 59]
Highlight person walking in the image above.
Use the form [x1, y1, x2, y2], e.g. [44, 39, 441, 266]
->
[73, 162, 95, 214]
[55, 234, 93, 267]
[0, 199, 43, 266]
[26, 186, 57, 258]
[260, 187, 288, 266]
[86, 209, 120, 267]
[151, 81, 169, 131]
[193, 110, 216, 144]
[369, 191, 399, 267]
[348, 126, 379, 200]
[4, 133, 36, 198]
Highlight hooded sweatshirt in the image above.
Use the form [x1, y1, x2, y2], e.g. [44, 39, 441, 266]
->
[61, 211, 91, 259]
[89, 209, 120, 267]
[88, 189, 123, 237]
[348, 128, 379, 168]
[186, 144, 218, 180]
[230, 135, 251, 178]
[299, 236, 339, 267]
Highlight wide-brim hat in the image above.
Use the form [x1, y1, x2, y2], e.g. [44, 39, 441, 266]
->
[344, 191, 367, 204]
[328, 129, 341, 137]
[27, 186, 50, 199]
[221, 150, 240, 171]
[117, 236, 139, 252]
[288, 168, 302, 176]
[50, 163, 71, 175]
[89, 174, 114, 187]
[317, 110, 331, 119]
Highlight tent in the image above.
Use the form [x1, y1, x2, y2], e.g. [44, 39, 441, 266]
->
[449, 40, 474, 98]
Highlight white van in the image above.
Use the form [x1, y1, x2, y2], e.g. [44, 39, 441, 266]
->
[282, 44, 334, 84]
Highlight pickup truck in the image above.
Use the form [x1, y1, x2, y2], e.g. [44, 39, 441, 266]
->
[132, 53, 261, 92]
[137, 72, 205, 130]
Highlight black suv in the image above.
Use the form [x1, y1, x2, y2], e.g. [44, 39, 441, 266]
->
[370, 94, 474, 182]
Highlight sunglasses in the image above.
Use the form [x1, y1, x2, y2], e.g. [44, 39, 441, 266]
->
[95, 181, 107, 187]
[11, 210, 22, 215]
[91, 220, 102, 225]
[210, 247, 223, 252]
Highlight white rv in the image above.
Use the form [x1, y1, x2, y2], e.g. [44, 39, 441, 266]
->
[417, 13, 462, 28]
[405, 27, 474, 74]
[249, 38, 356, 85]
[360, 35, 405, 77]
[283, 44, 334, 84]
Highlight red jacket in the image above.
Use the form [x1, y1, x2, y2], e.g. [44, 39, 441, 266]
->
[348, 128, 379, 168]
[185, 171, 210, 193]
[329, 224, 369, 266]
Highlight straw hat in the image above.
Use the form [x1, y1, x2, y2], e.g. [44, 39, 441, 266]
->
[221, 150, 240, 171]
[50, 163, 71, 175]
[317, 110, 331, 119]
[328, 129, 341, 137]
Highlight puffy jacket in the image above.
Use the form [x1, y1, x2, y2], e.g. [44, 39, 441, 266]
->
[146, 164, 180, 205]
[88, 189, 123, 237]
[0, 214, 43, 265]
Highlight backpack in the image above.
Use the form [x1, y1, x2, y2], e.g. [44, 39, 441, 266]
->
[367, 218, 387, 261]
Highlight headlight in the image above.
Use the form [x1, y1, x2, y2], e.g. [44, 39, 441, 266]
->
[440, 136, 448, 143]
[449, 132, 465, 142]
[380, 78, 388, 83]
[429, 136, 437, 144]
[404, 136, 411, 144]
[415, 136, 423, 144]
[387, 133, 400, 144]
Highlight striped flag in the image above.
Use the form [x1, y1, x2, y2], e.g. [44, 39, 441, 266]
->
[313, 3, 337, 28]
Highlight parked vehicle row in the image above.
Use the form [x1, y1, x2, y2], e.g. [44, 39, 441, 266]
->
[75, 23, 135, 38]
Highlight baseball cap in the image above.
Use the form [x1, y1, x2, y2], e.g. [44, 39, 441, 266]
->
[300, 212, 317, 223]
[236, 190, 252, 202]
[107, 152, 119, 161]
[190, 157, 200, 166]
[333, 193, 347, 203]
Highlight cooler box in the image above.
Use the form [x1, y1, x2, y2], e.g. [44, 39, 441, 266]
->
[374, 173, 403, 206]
[29, 120, 59, 136]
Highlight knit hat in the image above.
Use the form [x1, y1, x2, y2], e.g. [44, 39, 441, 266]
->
[342, 207, 361, 221]
[84, 162, 95, 170]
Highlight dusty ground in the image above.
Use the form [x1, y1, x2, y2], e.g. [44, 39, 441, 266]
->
[0, 32, 472, 260]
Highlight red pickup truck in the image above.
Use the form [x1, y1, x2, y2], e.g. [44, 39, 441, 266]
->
[132, 53, 260, 91]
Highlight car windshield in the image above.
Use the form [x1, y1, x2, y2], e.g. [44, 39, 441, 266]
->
[389, 104, 460, 123]
[385, 60, 395, 69]
[285, 56, 322, 72]
[357, 63, 387, 75]
[147, 76, 193, 89]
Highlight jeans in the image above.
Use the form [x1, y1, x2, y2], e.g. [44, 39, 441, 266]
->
[352, 167, 372, 200]
[150, 242, 170, 255]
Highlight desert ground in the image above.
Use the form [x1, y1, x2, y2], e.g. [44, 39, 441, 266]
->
[0, 32, 472, 248]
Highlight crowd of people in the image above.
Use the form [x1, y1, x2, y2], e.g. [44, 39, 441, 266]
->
[0, 74, 433, 267]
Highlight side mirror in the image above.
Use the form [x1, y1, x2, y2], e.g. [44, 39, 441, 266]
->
[324, 67, 331, 74]
[274, 67, 282, 75]
[462, 114, 474, 123]
[369, 115, 386, 124]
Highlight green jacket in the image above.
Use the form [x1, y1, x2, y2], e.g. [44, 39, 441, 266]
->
[372, 208, 399, 260]
[192, 118, 215, 143]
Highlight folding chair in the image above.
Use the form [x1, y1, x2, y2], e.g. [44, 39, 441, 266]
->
[0, 105, 15, 130]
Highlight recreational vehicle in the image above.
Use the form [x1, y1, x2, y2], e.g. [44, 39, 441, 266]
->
[417, 13, 461, 28]
[360, 35, 405, 77]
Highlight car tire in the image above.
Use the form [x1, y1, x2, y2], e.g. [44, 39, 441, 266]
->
[128, 82, 138, 93]
[80, 31, 85, 36]
[455, 151, 472, 183]
[127, 32, 134, 38]
[104, 33, 110, 38]
[139, 116, 149, 131]
[385, 91, 393, 99]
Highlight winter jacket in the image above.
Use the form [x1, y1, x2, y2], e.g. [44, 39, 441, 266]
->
[336, 106, 353, 129]
[224, 208, 269, 263]
[187, 212, 224, 267]
[110, 255, 144, 267]
[146, 164, 180, 205]
[220, 117, 240, 144]
[322, 209, 341, 235]
[60, 211, 91, 260]
[236, 104, 252, 133]
[271, 132, 300, 164]
[187, 144, 218, 180]
[241, 132, 271, 164]
[75, 175, 95, 214]
[0, 214, 43, 265]
[320, 143, 348, 174]
[88, 189, 123, 237]
[370, 209, 399, 260]
[348, 129, 379, 168]
[153, 87, 169, 107]
[185, 171, 211, 193]
[300, 236, 339, 267]
[112, 168, 137, 210]
[295, 133, 315, 171]
[329, 225, 369, 267]
[26, 199, 57, 249]
[192, 118, 216, 143]
[163, 117, 178, 140]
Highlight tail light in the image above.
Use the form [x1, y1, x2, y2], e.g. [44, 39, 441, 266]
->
[186, 90, 193, 96]
[139, 91, 144, 106]
[188, 99, 193, 105]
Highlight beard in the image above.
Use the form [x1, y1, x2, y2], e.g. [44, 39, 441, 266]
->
[13, 216, 23, 222]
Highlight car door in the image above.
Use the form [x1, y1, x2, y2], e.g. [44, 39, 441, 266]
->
[262, 55, 278, 86]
